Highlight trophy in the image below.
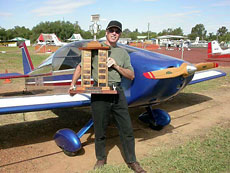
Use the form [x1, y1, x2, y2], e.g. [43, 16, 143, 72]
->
[71, 14, 117, 94]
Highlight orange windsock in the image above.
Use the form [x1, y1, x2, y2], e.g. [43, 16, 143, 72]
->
[3, 69, 11, 84]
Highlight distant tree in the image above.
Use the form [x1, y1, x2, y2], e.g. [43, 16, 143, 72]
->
[81, 30, 92, 39]
[2, 26, 31, 40]
[97, 30, 106, 39]
[150, 32, 158, 39]
[225, 32, 230, 42]
[171, 27, 183, 36]
[189, 24, 207, 40]
[217, 26, 228, 36]
[158, 28, 172, 36]
[217, 26, 229, 43]
[207, 32, 217, 41]
[31, 20, 77, 42]
[58, 21, 75, 41]
[158, 27, 183, 36]
[121, 28, 132, 38]
[74, 21, 82, 34]
[0, 27, 7, 40]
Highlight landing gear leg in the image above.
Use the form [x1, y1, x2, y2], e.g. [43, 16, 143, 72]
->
[138, 106, 171, 130]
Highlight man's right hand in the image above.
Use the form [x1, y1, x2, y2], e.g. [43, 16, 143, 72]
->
[69, 85, 76, 96]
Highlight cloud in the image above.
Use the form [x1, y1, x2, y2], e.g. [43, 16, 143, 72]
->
[182, 6, 196, 9]
[171, 10, 200, 17]
[31, 0, 95, 17]
[211, 0, 230, 7]
[143, 0, 158, 1]
[0, 12, 13, 17]
[128, 0, 158, 2]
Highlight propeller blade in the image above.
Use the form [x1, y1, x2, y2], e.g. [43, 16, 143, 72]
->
[143, 62, 219, 80]
[143, 63, 189, 79]
[195, 62, 218, 71]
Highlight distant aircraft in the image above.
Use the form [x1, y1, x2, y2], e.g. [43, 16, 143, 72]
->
[188, 37, 208, 47]
[190, 37, 200, 46]
[0, 41, 226, 155]
[208, 40, 230, 58]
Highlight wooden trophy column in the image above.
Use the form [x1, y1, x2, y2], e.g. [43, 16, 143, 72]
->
[74, 41, 117, 94]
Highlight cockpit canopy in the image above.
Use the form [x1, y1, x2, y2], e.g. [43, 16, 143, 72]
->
[32, 40, 137, 75]
[52, 41, 87, 71]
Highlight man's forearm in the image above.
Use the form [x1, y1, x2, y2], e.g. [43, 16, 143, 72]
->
[71, 65, 81, 86]
[113, 64, 135, 80]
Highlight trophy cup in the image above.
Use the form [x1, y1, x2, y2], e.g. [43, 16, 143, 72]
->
[71, 14, 117, 94]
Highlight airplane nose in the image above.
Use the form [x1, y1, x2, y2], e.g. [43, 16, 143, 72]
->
[186, 64, 197, 75]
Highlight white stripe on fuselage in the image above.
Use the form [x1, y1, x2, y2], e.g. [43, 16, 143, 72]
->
[0, 94, 91, 108]
[26, 79, 93, 85]
[26, 80, 71, 85]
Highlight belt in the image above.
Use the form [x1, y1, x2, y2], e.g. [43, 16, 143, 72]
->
[93, 81, 121, 89]
[108, 82, 121, 87]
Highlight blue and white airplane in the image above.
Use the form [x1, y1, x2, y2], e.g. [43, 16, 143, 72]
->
[0, 41, 226, 155]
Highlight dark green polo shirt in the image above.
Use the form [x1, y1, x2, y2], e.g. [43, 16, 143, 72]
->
[91, 44, 133, 84]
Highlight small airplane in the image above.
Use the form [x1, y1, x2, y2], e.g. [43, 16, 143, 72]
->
[0, 41, 226, 155]
[188, 37, 208, 47]
[208, 40, 230, 59]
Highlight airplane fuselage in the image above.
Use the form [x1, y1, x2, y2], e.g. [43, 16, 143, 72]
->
[24, 41, 193, 107]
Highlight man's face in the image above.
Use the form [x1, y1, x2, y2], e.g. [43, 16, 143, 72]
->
[106, 27, 121, 44]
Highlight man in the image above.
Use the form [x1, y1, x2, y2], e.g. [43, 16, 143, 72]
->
[69, 20, 146, 173]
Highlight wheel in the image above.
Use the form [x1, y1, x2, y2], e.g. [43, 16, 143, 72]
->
[54, 128, 82, 154]
[149, 123, 164, 131]
[63, 149, 80, 157]
[138, 108, 171, 130]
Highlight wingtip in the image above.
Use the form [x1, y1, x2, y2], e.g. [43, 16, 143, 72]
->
[214, 63, 218, 68]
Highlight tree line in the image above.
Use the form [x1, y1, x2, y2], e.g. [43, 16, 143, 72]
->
[0, 21, 230, 43]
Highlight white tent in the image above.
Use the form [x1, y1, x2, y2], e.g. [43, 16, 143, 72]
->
[10, 37, 30, 46]
[157, 35, 187, 39]
[37, 33, 67, 46]
[68, 34, 83, 41]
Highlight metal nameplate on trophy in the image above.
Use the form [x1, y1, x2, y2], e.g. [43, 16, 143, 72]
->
[71, 41, 117, 94]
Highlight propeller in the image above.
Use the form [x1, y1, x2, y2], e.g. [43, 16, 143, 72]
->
[143, 62, 218, 79]
[195, 62, 218, 71]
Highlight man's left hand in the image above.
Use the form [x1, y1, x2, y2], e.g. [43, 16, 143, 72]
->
[107, 57, 116, 67]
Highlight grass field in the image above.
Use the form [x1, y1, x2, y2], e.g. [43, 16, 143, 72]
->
[0, 46, 50, 85]
[0, 46, 50, 74]
[1, 46, 230, 173]
[89, 126, 230, 173]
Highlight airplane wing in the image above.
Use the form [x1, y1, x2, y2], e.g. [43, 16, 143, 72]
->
[0, 72, 52, 79]
[0, 72, 29, 79]
[189, 69, 226, 85]
[0, 94, 91, 115]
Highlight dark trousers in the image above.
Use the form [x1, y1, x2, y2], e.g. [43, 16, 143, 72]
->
[91, 86, 136, 163]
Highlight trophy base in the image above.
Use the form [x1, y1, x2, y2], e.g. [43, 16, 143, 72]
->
[70, 86, 117, 94]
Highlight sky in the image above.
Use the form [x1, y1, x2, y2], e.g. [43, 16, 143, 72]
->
[0, 0, 230, 35]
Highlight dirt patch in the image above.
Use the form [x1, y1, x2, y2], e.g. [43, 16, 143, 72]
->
[0, 83, 230, 173]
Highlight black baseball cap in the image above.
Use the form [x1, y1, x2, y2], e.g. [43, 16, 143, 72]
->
[106, 20, 122, 31]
